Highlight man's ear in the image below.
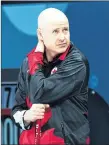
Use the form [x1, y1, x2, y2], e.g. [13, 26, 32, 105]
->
[37, 28, 43, 41]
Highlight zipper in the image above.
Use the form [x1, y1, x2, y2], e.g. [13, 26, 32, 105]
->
[56, 106, 70, 145]
[61, 122, 69, 145]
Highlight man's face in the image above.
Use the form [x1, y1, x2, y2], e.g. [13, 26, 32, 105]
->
[41, 19, 70, 56]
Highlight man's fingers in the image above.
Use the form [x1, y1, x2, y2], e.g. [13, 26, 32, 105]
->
[35, 104, 49, 109]
[31, 104, 50, 113]
[31, 116, 44, 122]
[32, 109, 45, 114]
[40, 109, 45, 113]
[44, 104, 50, 108]
[32, 112, 44, 116]
[32, 104, 45, 109]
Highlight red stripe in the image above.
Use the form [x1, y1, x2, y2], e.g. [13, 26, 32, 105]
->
[1, 109, 11, 116]
[86, 136, 90, 145]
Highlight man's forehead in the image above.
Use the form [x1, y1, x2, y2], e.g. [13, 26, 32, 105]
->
[50, 19, 68, 24]
[44, 19, 69, 29]
[51, 22, 69, 29]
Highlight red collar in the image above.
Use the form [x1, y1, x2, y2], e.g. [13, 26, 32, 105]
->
[58, 44, 71, 61]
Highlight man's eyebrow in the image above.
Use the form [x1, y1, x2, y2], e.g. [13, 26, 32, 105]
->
[52, 28, 60, 31]
[52, 26, 68, 31]
[63, 27, 69, 29]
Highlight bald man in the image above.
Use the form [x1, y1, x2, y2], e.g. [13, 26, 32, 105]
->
[12, 8, 90, 145]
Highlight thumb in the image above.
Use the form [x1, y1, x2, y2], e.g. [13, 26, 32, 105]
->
[44, 104, 50, 108]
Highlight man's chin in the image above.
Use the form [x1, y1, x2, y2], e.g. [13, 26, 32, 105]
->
[58, 46, 68, 53]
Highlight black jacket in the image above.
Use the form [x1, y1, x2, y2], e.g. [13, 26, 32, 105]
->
[12, 43, 90, 145]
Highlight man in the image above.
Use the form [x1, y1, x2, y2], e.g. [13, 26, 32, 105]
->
[12, 8, 90, 145]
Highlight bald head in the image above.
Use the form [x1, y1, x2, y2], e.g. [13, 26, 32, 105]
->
[38, 8, 69, 29]
[37, 8, 70, 59]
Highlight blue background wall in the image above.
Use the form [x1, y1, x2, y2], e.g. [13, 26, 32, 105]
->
[2, 1, 109, 104]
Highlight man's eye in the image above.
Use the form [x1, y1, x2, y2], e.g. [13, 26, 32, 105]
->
[53, 30, 58, 34]
[63, 28, 68, 31]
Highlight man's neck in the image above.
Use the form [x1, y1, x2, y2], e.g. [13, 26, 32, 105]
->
[45, 50, 56, 62]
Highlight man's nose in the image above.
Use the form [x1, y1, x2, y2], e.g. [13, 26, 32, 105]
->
[59, 33, 65, 41]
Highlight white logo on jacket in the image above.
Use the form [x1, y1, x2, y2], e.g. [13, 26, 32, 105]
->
[51, 67, 58, 75]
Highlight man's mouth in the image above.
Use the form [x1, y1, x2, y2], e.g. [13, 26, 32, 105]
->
[58, 43, 67, 47]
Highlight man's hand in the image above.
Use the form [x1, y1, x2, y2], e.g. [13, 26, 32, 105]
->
[35, 28, 45, 53]
[35, 40, 45, 53]
[24, 104, 49, 124]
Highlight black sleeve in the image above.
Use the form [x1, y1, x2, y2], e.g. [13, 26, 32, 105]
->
[29, 53, 87, 104]
[11, 58, 28, 116]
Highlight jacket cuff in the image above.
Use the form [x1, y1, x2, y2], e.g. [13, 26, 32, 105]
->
[13, 110, 32, 130]
[22, 110, 33, 130]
